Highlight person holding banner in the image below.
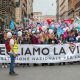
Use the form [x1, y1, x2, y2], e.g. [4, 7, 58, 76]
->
[2, 32, 8, 68]
[66, 30, 76, 43]
[66, 30, 76, 64]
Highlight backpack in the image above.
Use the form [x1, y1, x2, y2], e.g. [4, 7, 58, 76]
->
[5, 39, 11, 52]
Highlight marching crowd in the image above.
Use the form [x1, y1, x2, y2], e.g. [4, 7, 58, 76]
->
[0, 29, 79, 45]
[0, 17, 80, 68]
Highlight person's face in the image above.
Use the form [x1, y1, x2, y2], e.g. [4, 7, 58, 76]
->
[60, 36, 63, 39]
[72, 32, 75, 35]
[70, 33, 73, 36]
[78, 32, 80, 36]
[13, 35, 17, 40]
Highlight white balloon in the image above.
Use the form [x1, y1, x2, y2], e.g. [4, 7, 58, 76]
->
[18, 31, 22, 37]
[73, 22, 78, 28]
[63, 27, 69, 32]
[66, 27, 69, 31]
[7, 32, 12, 38]
[49, 29, 53, 34]
[63, 28, 66, 31]
[32, 31, 35, 33]
[37, 30, 40, 33]
[42, 26, 48, 31]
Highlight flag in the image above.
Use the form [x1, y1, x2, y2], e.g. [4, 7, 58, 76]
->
[9, 19, 15, 30]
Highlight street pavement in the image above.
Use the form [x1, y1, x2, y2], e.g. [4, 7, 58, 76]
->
[0, 64, 80, 80]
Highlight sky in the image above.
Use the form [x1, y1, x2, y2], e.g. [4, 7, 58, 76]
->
[33, 0, 57, 16]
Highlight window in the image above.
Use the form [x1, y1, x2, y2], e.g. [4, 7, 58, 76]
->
[60, 0, 65, 7]
[15, 0, 20, 7]
[75, 1, 80, 9]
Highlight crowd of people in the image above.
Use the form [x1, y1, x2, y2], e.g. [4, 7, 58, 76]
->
[0, 29, 79, 45]
[0, 16, 80, 68]
[20, 29, 80, 44]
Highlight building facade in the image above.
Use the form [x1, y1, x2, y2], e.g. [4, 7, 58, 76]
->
[57, 0, 80, 20]
[15, 0, 27, 24]
[0, 0, 15, 26]
[68, 0, 76, 18]
[58, 0, 68, 20]
[67, 0, 80, 18]
[74, 0, 80, 17]
[33, 12, 42, 21]
[27, 0, 33, 18]
[56, 0, 59, 21]
[56, 0, 69, 20]
[15, 0, 33, 24]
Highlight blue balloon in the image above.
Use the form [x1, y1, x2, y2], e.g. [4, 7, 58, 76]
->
[50, 24, 54, 30]
[57, 27, 64, 35]
[77, 25, 80, 30]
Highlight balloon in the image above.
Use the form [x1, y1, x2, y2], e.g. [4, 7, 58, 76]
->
[39, 27, 42, 31]
[47, 19, 52, 25]
[42, 26, 48, 31]
[37, 30, 40, 33]
[7, 32, 12, 38]
[64, 19, 73, 24]
[64, 31, 68, 39]
[49, 29, 53, 34]
[50, 24, 54, 30]
[57, 27, 64, 35]
[63, 27, 69, 32]
[18, 31, 22, 37]
[63, 28, 66, 32]
[77, 25, 80, 30]
[66, 27, 69, 31]
[32, 31, 35, 33]
[73, 22, 78, 28]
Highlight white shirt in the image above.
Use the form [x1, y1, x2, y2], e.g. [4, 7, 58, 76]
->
[10, 39, 14, 46]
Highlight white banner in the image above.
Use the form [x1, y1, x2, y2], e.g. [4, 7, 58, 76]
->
[0, 43, 80, 63]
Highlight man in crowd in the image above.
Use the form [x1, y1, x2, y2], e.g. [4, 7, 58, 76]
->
[66, 30, 76, 43]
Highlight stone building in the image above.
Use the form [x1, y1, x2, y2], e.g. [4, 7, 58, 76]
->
[0, 0, 15, 26]
[57, 0, 80, 20]
[58, 0, 68, 20]
[15, 0, 33, 24]
[56, 0, 59, 21]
